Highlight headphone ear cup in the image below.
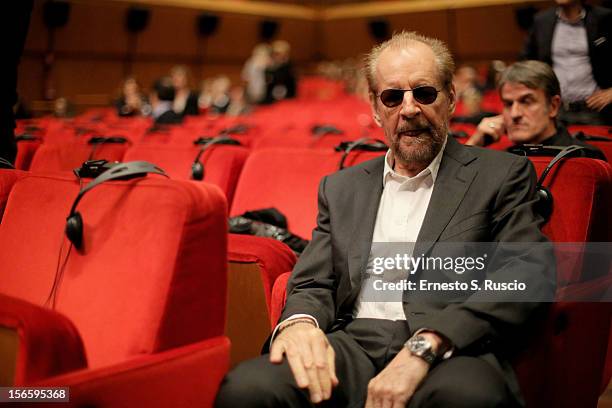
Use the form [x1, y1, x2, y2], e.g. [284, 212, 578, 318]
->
[535, 186, 553, 221]
[65, 211, 84, 249]
[191, 162, 204, 181]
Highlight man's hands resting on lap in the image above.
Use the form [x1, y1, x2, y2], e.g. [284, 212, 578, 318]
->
[270, 322, 447, 407]
[365, 331, 443, 408]
[270, 319, 339, 403]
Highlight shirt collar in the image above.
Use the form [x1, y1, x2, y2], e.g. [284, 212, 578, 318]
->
[556, 7, 586, 24]
[382, 135, 447, 187]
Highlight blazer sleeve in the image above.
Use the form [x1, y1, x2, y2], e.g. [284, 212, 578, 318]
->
[415, 156, 556, 351]
[279, 176, 338, 332]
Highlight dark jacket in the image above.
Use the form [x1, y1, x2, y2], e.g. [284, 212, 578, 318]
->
[521, 5, 612, 90]
[177, 91, 199, 117]
[277, 137, 555, 403]
[508, 125, 607, 161]
[155, 110, 183, 125]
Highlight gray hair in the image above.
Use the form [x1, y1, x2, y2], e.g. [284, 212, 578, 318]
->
[364, 31, 455, 94]
[498, 60, 561, 102]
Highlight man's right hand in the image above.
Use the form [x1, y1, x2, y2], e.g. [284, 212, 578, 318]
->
[466, 115, 505, 146]
[269, 319, 339, 403]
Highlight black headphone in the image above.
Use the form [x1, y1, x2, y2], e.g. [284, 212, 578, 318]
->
[312, 124, 344, 137]
[533, 145, 587, 221]
[191, 136, 241, 181]
[65, 161, 167, 249]
[337, 138, 387, 170]
[0, 157, 15, 169]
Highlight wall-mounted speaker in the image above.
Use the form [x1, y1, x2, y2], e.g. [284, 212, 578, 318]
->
[260, 20, 279, 41]
[126, 7, 150, 33]
[43, 1, 71, 30]
[197, 13, 219, 37]
[368, 19, 390, 41]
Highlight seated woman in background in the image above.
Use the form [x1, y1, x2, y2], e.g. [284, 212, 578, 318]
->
[170, 65, 199, 117]
[115, 77, 150, 117]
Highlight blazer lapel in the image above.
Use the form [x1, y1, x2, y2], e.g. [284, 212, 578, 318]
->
[584, 7, 599, 56]
[342, 157, 384, 305]
[415, 138, 477, 256]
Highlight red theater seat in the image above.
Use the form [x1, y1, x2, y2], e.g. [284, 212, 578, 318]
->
[568, 125, 612, 138]
[123, 144, 249, 207]
[298, 76, 347, 100]
[517, 157, 611, 408]
[231, 147, 386, 239]
[529, 157, 611, 284]
[0, 169, 229, 405]
[226, 234, 296, 366]
[14, 139, 42, 170]
[586, 139, 612, 163]
[29, 141, 129, 173]
[0, 169, 27, 219]
[224, 147, 385, 364]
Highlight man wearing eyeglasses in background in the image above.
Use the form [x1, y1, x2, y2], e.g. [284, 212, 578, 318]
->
[215, 31, 553, 408]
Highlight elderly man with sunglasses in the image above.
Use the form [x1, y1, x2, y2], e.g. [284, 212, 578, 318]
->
[215, 31, 553, 408]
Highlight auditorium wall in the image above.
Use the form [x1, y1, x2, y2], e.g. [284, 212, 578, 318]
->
[18, 0, 551, 112]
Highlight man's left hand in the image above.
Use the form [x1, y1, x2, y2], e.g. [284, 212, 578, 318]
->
[364, 347, 429, 408]
[586, 88, 612, 112]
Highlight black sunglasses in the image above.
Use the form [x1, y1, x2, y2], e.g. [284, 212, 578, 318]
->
[377, 86, 440, 107]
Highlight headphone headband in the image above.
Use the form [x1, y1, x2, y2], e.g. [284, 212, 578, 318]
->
[191, 136, 240, 181]
[193, 136, 239, 164]
[66, 161, 168, 248]
[338, 138, 387, 170]
[536, 145, 586, 187]
[0, 157, 15, 169]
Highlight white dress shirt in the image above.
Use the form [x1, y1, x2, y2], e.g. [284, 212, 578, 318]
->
[353, 140, 445, 320]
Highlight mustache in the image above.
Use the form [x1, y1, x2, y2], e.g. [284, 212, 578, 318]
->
[396, 123, 433, 135]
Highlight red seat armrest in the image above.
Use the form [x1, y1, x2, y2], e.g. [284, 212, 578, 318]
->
[36, 336, 230, 408]
[0, 294, 87, 385]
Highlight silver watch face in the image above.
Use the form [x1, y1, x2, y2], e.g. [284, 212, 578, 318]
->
[408, 336, 431, 355]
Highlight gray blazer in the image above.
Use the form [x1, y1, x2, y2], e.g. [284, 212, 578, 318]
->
[280, 136, 555, 399]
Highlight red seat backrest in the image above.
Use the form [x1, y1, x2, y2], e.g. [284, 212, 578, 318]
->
[586, 139, 612, 162]
[230, 148, 385, 239]
[529, 157, 611, 284]
[29, 142, 128, 173]
[124, 144, 249, 207]
[568, 125, 612, 138]
[14, 140, 42, 171]
[0, 169, 28, 220]
[0, 172, 228, 369]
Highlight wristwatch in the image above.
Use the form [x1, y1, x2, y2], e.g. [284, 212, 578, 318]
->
[404, 335, 437, 364]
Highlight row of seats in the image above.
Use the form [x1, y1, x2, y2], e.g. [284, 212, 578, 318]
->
[3, 98, 612, 406]
[14, 124, 612, 217]
[0, 168, 229, 406]
[2, 150, 609, 405]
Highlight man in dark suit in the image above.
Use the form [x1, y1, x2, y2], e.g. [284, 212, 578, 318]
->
[466, 60, 606, 160]
[150, 77, 182, 125]
[521, 0, 612, 124]
[216, 31, 554, 408]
